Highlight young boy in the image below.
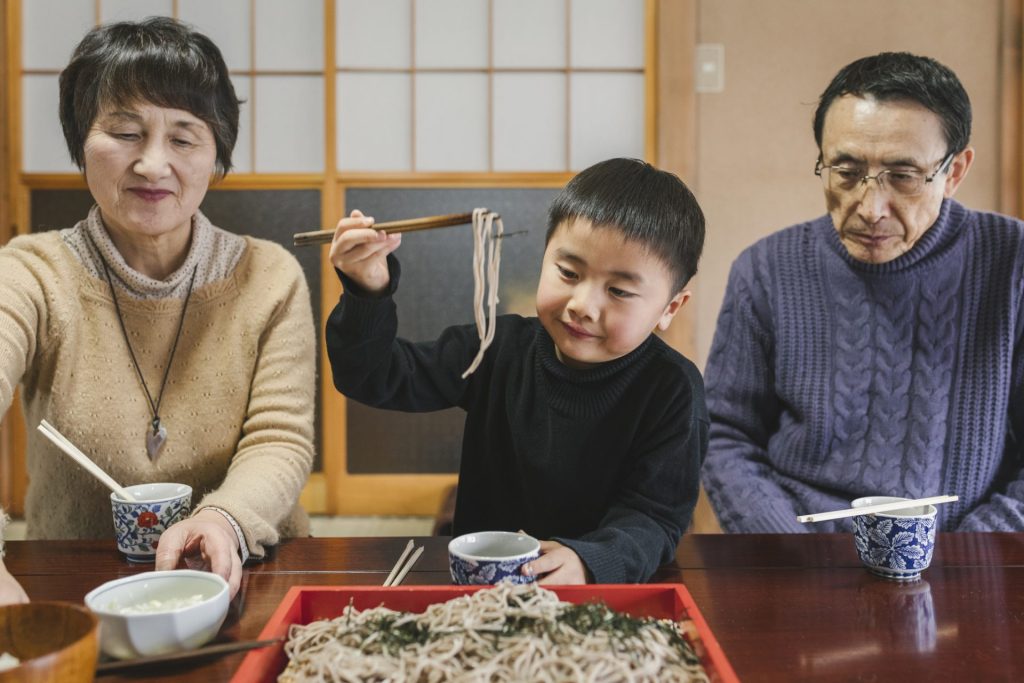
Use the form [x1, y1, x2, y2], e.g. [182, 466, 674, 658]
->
[326, 158, 707, 584]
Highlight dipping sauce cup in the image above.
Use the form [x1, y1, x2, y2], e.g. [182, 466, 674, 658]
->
[111, 483, 192, 563]
[449, 531, 540, 585]
[851, 496, 937, 581]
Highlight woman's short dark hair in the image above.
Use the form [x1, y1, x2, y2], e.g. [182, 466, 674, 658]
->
[59, 16, 239, 177]
[547, 158, 705, 293]
[813, 52, 972, 157]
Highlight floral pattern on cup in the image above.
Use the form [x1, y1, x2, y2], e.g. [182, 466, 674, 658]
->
[449, 554, 539, 585]
[111, 483, 192, 563]
[853, 513, 936, 581]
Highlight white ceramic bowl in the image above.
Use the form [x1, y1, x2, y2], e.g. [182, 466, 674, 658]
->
[84, 570, 229, 659]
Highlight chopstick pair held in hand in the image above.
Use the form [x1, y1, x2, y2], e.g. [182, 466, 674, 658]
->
[383, 539, 424, 587]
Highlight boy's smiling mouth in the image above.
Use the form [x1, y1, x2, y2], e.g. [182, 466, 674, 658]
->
[562, 321, 597, 339]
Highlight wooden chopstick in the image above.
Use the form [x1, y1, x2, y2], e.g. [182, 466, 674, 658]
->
[796, 494, 959, 524]
[383, 540, 415, 587]
[383, 539, 423, 587]
[391, 546, 424, 587]
[95, 638, 283, 674]
[38, 420, 136, 501]
[294, 212, 479, 247]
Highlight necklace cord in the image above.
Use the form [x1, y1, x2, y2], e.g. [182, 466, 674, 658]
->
[87, 231, 197, 434]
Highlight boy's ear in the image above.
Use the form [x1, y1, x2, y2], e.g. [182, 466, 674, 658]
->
[656, 289, 691, 331]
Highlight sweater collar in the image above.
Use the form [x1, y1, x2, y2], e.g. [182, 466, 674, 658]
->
[823, 198, 968, 274]
[82, 204, 214, 298]
[534, 322, 655, 416]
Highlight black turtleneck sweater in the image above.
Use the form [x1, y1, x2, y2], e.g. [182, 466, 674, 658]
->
[326, 258, 708, 583]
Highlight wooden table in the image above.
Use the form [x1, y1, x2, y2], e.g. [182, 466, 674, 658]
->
[6, 533, 1023, 681]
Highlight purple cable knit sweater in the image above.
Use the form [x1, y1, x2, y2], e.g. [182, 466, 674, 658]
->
[703, 199, 1024, 533]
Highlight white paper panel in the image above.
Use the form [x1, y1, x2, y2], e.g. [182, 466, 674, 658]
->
[493, 74, 565, 171]
[230, 76, 253, 173]
[22, 76, 76, 173]
[570, 0, 644, 68]
[414, 0, 487, 68]
[100, 0, 173, 23]
[337, 73, 411, 171]
[178, 0, 251, 71]
[254, 0, 323, 71]
[254, 76, 324, 172]
[570, 73, 644, 170]
[337, 0, 411, 69]
[493, 0, 565, 68]
[414, 74, 487, 171]
[22, 0, 94, 70]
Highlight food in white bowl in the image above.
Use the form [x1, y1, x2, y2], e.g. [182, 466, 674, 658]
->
[84, 569, 229, 659]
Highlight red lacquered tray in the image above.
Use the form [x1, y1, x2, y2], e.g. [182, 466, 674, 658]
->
[233, 584, 739, 682]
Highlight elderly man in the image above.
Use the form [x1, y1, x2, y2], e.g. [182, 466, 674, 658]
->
[703, 52, 1024, 532]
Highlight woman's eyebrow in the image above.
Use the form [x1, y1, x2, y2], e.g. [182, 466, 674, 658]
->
[99, 110, 142, 123]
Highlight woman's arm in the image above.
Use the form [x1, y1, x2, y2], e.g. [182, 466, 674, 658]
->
[185, 248, 317, 559]
[0, 239, 54, 419]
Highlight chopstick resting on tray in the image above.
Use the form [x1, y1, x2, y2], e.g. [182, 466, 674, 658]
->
[797, 494, 959, 524]
[383, 539, 424, 587]
[294, 212, 483, 246]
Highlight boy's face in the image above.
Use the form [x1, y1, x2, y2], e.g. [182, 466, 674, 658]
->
[536, 218, 690, 369]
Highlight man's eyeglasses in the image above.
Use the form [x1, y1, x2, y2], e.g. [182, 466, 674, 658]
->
[814, 154, 955, 197]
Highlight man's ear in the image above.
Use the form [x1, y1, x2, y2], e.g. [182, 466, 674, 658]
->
[943, 147, 974, 198]
[657, 289, 692, 331]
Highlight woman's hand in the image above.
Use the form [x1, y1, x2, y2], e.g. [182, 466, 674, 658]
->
[0, 559, 29, 605]
[154, 509, 243, 598]
[522, 540, 590, 585]
[328, 209, 402, 295]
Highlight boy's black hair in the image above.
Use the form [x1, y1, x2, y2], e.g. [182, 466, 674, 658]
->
[59, 16, 240, 177]
[546, 158, 705, 292]
[813, 52, 972, 158]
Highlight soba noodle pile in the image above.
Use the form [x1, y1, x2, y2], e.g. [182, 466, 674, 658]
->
[279, 582, 709, 682]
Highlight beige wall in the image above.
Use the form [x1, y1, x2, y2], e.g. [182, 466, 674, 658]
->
[693, 0, 1005, 367]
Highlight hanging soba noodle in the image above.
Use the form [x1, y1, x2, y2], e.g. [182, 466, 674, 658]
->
[292, 208, 507, 378]
[462, 208, 504, 378]
[278, 582, 710, 682]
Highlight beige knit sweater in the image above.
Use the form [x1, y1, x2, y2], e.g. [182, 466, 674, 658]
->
[0, 230, 316, 558]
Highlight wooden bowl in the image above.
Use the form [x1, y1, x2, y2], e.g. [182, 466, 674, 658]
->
[0, 602, 98, 682]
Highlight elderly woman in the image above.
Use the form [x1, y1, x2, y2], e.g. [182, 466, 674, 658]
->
[0, 17, 315, 601]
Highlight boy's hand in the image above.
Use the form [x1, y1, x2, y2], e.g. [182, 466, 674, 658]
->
[522, 540, 589, 585]
[328, 209, 402, 295]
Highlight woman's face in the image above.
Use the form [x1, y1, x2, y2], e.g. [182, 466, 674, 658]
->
[83, 102, 217, 244]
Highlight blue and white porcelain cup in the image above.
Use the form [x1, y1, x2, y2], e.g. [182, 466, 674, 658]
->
[111, 483, 192, 563]
[448, 531, 540, 585]
[851, 496, 937, 581]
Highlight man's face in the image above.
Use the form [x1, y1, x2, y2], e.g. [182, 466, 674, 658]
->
[819, 95, 972, 264]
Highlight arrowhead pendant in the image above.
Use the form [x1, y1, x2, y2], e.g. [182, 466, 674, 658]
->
[147, 422, 167, 460]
